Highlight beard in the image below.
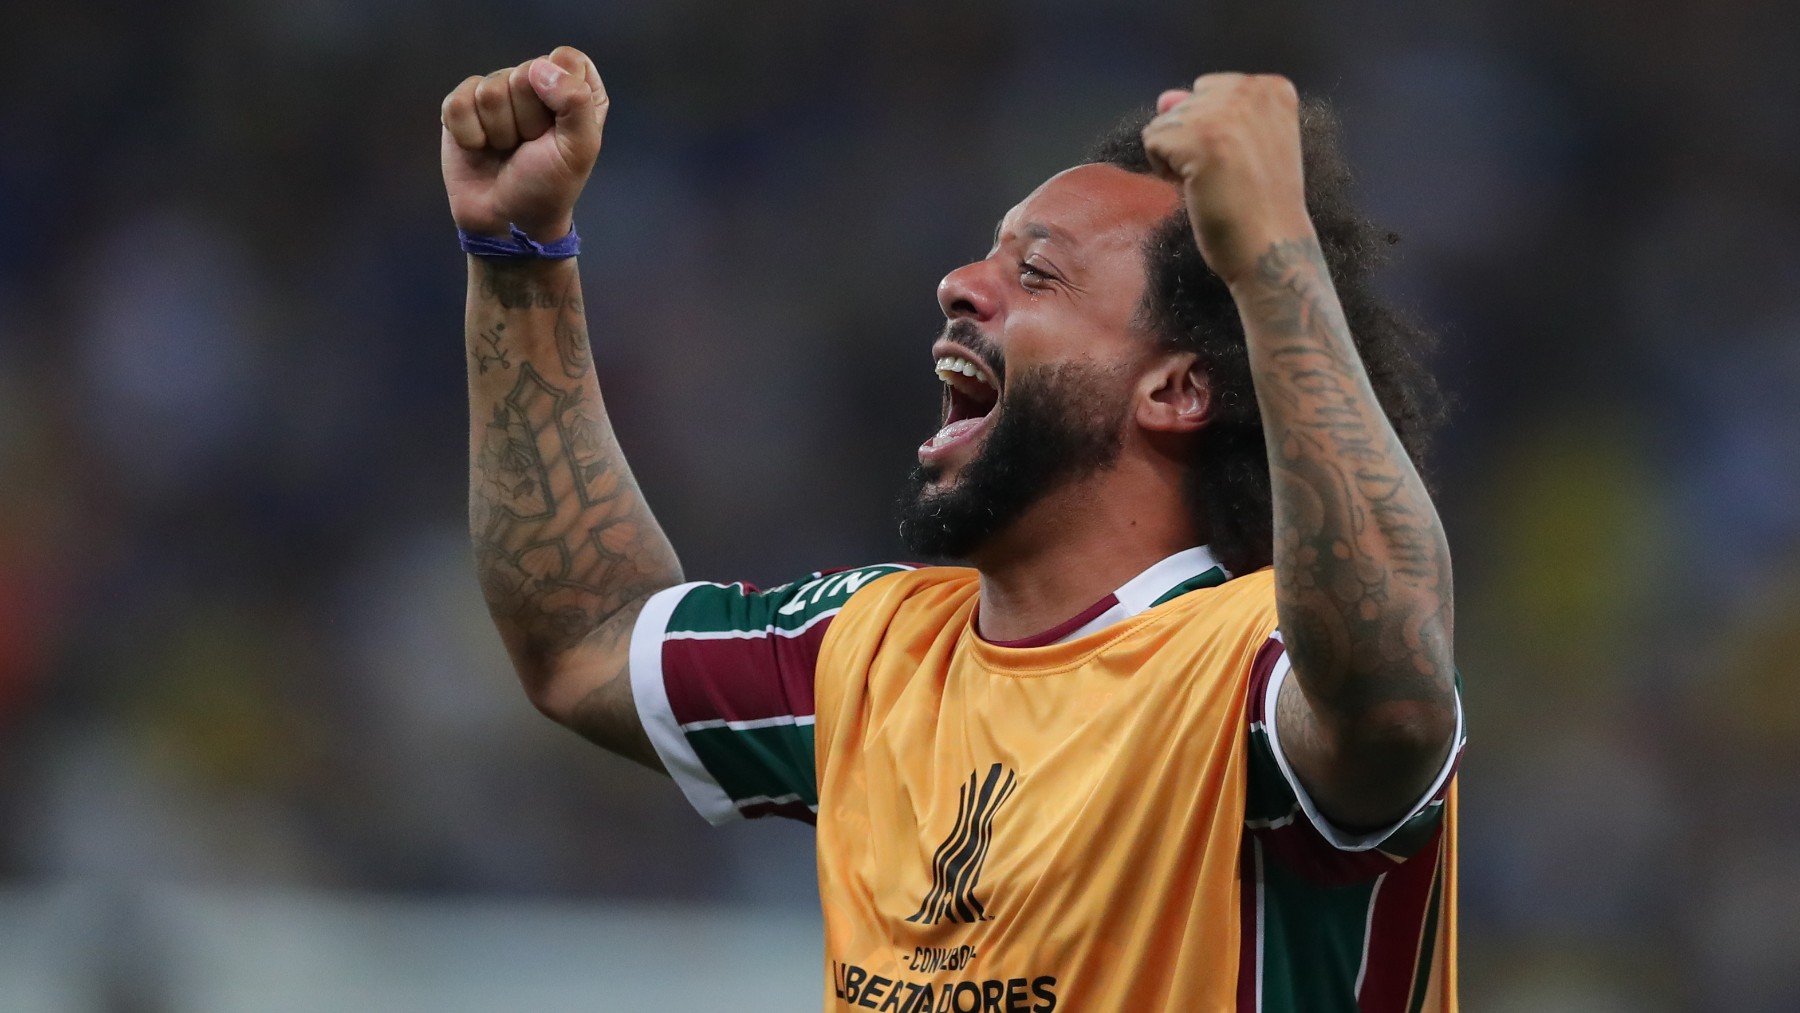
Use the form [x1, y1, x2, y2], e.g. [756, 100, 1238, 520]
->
[896, 359, 1129, 560]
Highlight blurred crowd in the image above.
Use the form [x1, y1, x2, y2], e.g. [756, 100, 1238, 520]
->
[2, 0, 1797, 1008]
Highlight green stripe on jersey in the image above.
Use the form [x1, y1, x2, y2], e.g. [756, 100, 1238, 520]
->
[1261, 856, 1377, 1012]
[668, 564, 912, 635]
[685, 722, 817, 806]
[1407, 862, 1444, 1013]
[1246, 724, 1297, 825]
[1148, 565, 1228, 608]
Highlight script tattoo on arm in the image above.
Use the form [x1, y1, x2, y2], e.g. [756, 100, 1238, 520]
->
[466, 259, 678, 768]
[1234, 237, 1455, 827]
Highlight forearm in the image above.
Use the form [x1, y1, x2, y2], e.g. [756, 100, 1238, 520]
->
[466, 256, 682, 692]
[1232, 234, 1455, 819]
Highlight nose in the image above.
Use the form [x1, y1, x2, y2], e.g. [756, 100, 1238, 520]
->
[937, 260, 999, 322]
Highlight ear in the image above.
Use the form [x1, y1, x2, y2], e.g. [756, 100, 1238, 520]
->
[1135, 353, 1212, 434]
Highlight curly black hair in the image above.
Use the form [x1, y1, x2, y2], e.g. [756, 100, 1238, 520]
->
[1088, 100, 1448, 578]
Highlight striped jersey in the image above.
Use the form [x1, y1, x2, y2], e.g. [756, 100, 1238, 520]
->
[631, 546, 1463, 1011]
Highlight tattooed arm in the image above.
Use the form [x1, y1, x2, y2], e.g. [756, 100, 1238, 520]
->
[1145, 74, 1455, 829]
[1233, 240, 1455, 829]
[467, 258, 677, 769]
[444, 49, 678, 770]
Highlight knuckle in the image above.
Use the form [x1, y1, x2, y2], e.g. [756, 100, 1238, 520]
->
[445, 78, 478, 110]
[475, 80, 507, 111]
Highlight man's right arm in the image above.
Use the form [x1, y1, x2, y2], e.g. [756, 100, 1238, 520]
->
[467, 257, 677, 771]
[444, 48, 680, 771]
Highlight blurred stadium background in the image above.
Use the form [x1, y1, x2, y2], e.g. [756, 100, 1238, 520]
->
[3, 1, 1798, 1009]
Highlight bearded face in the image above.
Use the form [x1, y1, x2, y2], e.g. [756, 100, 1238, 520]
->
[897, 320, 1130, 559]
[891, 164, 1188, 561]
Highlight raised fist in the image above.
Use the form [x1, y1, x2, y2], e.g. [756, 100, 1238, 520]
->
[1141, 73, 1312, 286]
[440, 46, 608, 241]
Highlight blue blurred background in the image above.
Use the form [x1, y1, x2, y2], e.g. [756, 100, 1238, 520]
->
[2, 1, 1798, 1009]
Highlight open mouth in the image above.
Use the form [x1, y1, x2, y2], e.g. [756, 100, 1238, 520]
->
[920, 350, 1000, 465]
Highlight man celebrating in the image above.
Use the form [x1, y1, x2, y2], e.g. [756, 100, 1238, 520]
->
[443, 45, 1461, 1012]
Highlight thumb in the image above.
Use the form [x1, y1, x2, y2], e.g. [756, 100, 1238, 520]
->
[528, 54, 605, 168]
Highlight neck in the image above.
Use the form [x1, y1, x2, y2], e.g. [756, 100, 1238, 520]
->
[969, 461, 1199, 642]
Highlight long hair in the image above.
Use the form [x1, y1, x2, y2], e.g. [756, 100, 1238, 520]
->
[1088, 101, 1448, 576]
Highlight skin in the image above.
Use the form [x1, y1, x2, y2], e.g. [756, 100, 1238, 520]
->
[929, 165, 1208, 640]
[445, 49, 671, 771]
[1144, 75, 1457, 827]
[442, 54, 1457, 828]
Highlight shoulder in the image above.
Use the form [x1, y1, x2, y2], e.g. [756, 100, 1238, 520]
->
[1150, 565, 1279, 635]
[836, 564, 975, 605]
[763, 563, 926, 620]
[1211, 566, 1276, 610]
[821, 565, 978, 645]
[659, 563, 920, 636]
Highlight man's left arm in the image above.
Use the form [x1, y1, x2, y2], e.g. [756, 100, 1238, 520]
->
[1144, 74, 1457, 831]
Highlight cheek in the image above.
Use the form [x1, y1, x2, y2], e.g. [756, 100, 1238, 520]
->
[1000, 297, 1145, 379]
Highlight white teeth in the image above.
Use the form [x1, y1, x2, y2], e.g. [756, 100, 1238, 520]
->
[932, 354, 995, 389]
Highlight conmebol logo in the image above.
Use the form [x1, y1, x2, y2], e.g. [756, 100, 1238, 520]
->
[907, 763, 1018, 925]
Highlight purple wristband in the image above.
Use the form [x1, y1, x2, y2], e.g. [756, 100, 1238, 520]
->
[458, 223, 581, 260]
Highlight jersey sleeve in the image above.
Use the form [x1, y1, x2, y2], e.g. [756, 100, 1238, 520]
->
[1243, 632, 1466, 885]
[629, 564, 913, 826]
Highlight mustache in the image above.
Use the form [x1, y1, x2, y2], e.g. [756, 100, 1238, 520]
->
[940, 319, 1006, 387]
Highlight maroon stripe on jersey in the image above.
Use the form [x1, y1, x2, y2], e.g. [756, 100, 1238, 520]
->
[737, 799, 818, 824]
[979, 594, 1120, 648]
[661, 619, 832, 726]
[1245, 637, 1285, 723]
[1258, 818, 1400, 887]
[1357, 828, 1444, 1012]
[1237, 835, 1261, 1012]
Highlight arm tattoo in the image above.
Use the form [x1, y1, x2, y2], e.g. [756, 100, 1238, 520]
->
[552, 274, 593, 379]
[473, 322, 512, 374]
[479, 269, 562, 310]
[565, 595, 665, 771]
[468, 263, 680, 660]
[1238, 238, 1453, 719]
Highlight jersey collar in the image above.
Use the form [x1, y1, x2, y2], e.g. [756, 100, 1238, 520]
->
[980, 545, 1230, 649]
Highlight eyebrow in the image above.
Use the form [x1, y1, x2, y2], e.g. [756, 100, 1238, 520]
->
[992, 220, 1076, 248]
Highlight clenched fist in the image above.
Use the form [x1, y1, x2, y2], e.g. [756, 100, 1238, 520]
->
[1141, 73, 1313, 287]
[440, 46, 608, 242]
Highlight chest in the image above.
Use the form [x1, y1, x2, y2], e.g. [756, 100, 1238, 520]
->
[815, 637, 1249, 952]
